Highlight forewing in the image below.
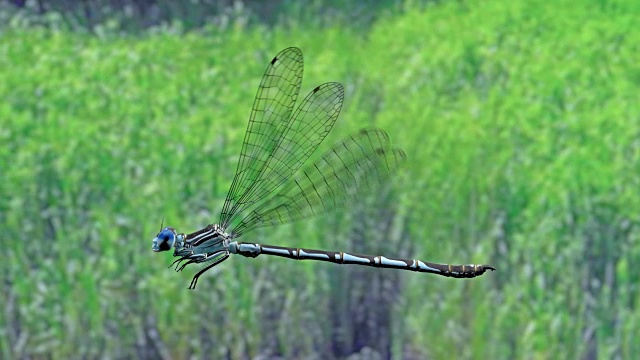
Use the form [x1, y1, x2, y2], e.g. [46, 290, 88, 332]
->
[220, 47, 304, 228]
[230, 129, 406, 237]
[223, 82, 344, 228]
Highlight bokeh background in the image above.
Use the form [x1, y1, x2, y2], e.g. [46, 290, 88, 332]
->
[2, 0, 640, 359]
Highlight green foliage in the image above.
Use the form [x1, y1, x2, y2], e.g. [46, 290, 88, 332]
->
[2, 0, 640, 358]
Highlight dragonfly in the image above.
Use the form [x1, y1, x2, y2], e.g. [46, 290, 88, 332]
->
[152, 47, 495, 289]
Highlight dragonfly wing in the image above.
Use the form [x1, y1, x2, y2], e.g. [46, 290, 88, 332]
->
[225, 82, 343, 224]
[230, 128, 406, 237]
[220, 47, 304, 228]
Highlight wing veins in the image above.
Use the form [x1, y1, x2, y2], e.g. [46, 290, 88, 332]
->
[230, 129, 406, 237]
[223, 82, 344, 228]
[220, 48, 304, 228]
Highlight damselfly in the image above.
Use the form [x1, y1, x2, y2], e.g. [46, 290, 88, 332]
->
[152, 47, 495, 289]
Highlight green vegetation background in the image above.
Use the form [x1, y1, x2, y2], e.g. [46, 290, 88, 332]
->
[2, 0, 639, 358]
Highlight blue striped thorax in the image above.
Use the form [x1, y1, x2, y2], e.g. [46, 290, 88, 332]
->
[180, 224, 230, 255]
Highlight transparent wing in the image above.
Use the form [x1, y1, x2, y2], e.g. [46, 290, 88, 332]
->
[220, 48, 345, 230]
[230, 129, 406, 238]
[220, 47, 304, 228]
[224, 82, 344, 226]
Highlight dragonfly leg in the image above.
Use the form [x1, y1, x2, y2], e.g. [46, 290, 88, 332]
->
[169, 256, 190, 270]
[169, 249, 197, 270]
[167, 253, 207, 272]
[177, 256, 205, 272]
[188, 252, 230, 290]
[178, 250, 226, 273]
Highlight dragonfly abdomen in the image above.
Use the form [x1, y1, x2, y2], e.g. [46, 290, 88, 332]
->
[231, 242, 494, 278]
[415, 261, 495, 278]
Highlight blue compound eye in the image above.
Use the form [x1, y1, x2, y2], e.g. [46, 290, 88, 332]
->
[152, 228, 176, 252]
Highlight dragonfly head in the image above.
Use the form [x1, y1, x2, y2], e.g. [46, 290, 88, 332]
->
[152, 227, 184, 252]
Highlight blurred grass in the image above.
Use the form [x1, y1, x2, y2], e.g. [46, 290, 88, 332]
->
[2, 0, 640, 358]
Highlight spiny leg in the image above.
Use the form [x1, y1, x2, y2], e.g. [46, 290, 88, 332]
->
[179, 250, 226, 272]
[189, 252, 230, 290]
[169, 257, 191, 270]
[176, 252, 216, 272]
[171, 255, 203, 271]
[169, 249, 197, 270]
[177, 258, 201, 272]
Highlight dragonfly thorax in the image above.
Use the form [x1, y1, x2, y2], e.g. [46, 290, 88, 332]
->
[179, 224, 230, 254]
